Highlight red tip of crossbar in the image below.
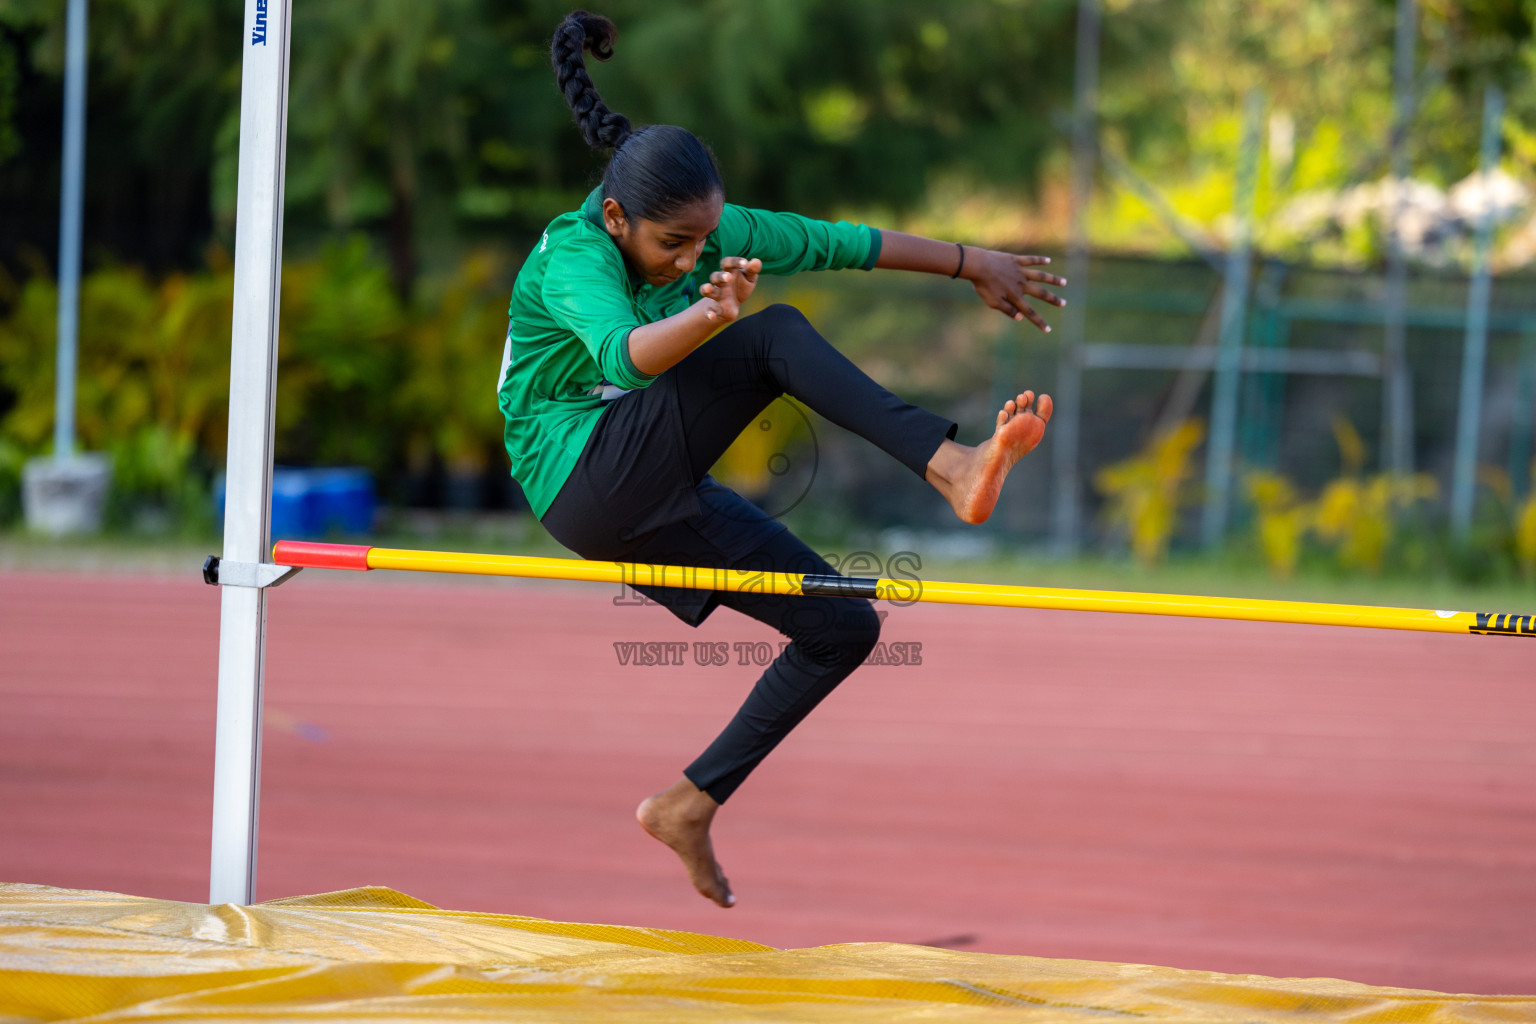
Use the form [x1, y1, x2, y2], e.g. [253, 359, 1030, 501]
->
[273, 540, 373, 571]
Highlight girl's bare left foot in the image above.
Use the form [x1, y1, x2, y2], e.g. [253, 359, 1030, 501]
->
[636, 777, 734, 908]
[926, 390, 1053, 525]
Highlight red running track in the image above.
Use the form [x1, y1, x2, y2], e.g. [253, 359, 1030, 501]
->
[2, 569, 1533, 994]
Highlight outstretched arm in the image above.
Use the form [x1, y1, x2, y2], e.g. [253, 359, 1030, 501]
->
[874, 230, 1066, 333]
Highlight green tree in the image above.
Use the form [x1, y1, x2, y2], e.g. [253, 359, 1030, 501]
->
[276, 0, 557, 298]
[0, 0, 240, 269]
[0, 30, 19, 167]
[590, 0, 1181, 215]
[5, 0, 1193, 284]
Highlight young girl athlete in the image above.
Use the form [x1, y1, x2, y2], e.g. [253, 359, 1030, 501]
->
[499, 11, 1066, 908]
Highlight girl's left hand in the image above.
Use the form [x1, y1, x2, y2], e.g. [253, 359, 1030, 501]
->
[965, 250, 1067, 332]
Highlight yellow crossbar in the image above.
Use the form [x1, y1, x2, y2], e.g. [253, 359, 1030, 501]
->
[271, 540, 1536, 639]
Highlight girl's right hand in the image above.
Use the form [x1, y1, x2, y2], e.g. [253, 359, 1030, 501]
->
[965, 250, 1066, 332]
[700, 256, 762, 323]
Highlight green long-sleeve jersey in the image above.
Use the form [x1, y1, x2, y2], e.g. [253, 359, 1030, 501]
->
[498, 186, 881, 517]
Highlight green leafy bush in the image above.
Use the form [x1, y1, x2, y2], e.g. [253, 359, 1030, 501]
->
[0, 240, 514, 530]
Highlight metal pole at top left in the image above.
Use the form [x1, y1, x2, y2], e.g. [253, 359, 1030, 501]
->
[54, 0, 87, 462]
[210, 0, 294, 906]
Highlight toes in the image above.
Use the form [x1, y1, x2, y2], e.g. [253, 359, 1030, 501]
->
[996, 390, 1053, 429]
[703, 869, 734, 908]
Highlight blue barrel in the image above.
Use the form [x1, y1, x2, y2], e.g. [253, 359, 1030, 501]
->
[310, 468, 376, 536]
[270, 468, 319, 539]
[215, 466, 376, 538]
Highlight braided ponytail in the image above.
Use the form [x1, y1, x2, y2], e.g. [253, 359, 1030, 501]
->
[551, 11, 723, 223]
[551, 11, 632, 150]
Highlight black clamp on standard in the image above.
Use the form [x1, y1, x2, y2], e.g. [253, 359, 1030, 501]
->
[202, 555, 303, 589]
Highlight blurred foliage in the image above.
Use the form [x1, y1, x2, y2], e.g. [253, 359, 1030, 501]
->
[0, 239, 512, 529]
[1313, 469, 1439, 574]
[277, 238, 406, 470]
[592, 0, 1137, 216]
[0, 264, 232, 458]
[1518, 487, 1536, 582]
[0, 437, 23, 524]
[0, 0, 240, 268]
[1092, 415, 1482, 579]
[0, 31, 18, 166]
[1242, 418, 1440, 578]
[0, 259, 234, 531]
[3, 0, 1530, 275]
[395, 248, 511, 476]
[1093, 419, 1205, 566]
[1311, 417, 1438, 573]
[1469, 464, 1536, 583]
[1245, 469, 1309, 579]
[1, 0, 1180, 291]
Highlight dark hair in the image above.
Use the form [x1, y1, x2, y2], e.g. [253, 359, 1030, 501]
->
[551, 10, 723, 222]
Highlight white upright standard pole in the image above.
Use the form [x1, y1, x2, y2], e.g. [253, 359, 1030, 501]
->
[210, 0, 293, 906]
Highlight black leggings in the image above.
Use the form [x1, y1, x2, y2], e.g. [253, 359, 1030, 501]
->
[541, 304, 956, 802]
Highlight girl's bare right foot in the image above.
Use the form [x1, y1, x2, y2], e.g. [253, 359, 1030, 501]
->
[636, 777, 734, 908]
[926, 390, 1053, 525]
